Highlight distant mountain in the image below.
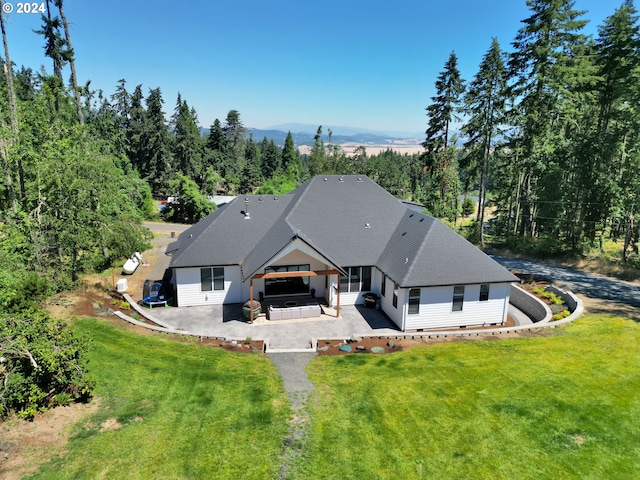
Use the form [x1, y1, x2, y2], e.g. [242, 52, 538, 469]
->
[265, 122, 422, 139]
[199, 125, 423, 150]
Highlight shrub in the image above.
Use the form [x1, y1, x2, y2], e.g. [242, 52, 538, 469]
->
[462, 197, 476, 216]
[0, 311, 95, 419]
[119, 301, 131, 310]
[552, 309, 571, 321]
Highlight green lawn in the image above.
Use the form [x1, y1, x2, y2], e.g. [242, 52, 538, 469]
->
[28, 318, 290, 479]
[25, 315, 640, 479]
[299, 316, 640, 479]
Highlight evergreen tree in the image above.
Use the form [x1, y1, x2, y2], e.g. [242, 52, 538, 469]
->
[239, 137, 262, 194]
[260, 137, 281, 178]
[282, 131, 304, 182]
[34, 1, 71, 81]
[53, 0, 83, 124]
[589, 1, 640, 256]
[462, 38, 508, 245]
[223, 109, 246, 181]
[423, 51, 465, 154]
[125, 84, 145, 172]
[206, 118, 226, 152]
[139, 87, 173, 192]
[506, 0, 589, 238]
[308, 126, 327, 176]
[0, 4, 18, 212]
[422, 52, 465, 220]
[170, 93, 202, 179]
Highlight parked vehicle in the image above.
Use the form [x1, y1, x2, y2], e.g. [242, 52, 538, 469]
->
[122, 252, 142, 274]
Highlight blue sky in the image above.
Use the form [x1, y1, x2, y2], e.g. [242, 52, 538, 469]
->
[2, 0, 620, 136]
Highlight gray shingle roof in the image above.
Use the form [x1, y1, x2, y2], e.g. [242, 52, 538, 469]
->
[377, 211, 518, 287]
[167, 175, 517, 287]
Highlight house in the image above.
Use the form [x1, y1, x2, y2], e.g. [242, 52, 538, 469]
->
[165, 175, 518, 331]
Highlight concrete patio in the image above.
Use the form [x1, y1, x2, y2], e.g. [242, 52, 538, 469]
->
[149, 303, 401, 351]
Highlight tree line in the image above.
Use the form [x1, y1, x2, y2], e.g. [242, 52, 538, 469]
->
[422, 0, 640, 257]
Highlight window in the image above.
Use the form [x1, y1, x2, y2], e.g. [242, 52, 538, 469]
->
[479, 283, 490, 302]
[362, 266, 372, 291]
[213, 268, 224, 290]
[201, 267, 224, 291]
[408, 288, 420, 314]
[393, 283, 398, 308]
[265, 264, 309, 296]
[381, 274, 386, 297]
[200, 268, 212, 292]
[452, 286, 465, 312]
[349, 267, 361, 292]
[339, 270, 349, 293]
[339, 267, 373, 293]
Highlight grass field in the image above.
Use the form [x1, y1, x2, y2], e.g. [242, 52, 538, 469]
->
[23, 315, 640, 479]
[28, 318, 290, 479]
[299, 316, 640, 479]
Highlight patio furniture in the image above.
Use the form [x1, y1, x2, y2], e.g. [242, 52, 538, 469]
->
[268, 302, 321, 320]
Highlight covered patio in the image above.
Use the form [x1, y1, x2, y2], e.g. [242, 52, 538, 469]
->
[249, 269, 342, 323]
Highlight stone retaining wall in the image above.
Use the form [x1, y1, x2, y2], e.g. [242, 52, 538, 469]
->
[510, 284, 548, 322]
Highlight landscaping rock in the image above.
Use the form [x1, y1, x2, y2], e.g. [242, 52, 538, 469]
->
[318, 346, 329, 351]
[387, 340, 395, 348]
[371, 346, 385, 354]
[356, 345, 366, 351]
[350, 335, 362, 343]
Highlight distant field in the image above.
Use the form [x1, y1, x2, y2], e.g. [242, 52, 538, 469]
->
[297, 139, 423, 156]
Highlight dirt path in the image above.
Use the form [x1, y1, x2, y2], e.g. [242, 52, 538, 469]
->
[267, 352, 316, 480]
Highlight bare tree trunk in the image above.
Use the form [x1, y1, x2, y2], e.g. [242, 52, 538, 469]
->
[55, 0, 84, 124]
[0, 5, 18, 212]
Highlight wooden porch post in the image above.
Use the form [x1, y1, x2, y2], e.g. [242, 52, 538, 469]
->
[336, 274, 340, 318]
[250, 278, 254, 324]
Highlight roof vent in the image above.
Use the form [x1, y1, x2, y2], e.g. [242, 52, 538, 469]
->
[409, 213, 414, 218]
[405, 257, 409, 264]
[338, 176, 344, 182]
[419, 218, 424, 222]
[324, 177, 328, 181]
[365, 222, 371, 229]
[273, 196, 279, 201]
[402, 232, 407, 236]
[258, 196, 264, 202]
[244, 199, 250, 220]
[357, 177, 363, 182]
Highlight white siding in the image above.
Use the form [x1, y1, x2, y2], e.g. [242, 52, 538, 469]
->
[175, 266, 242, 307]
[377, 270, 404, 329]
[403, 283, 511, 331]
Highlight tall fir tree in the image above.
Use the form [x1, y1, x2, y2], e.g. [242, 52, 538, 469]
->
[171, 94, 202, 179]
[423, 51, 465, 154]
[139, 87, 173, 192]
[506, 0, 589, 238]
[461, 38, 508, 245]
[308, 126, 327, 176]
[422, 51, 465, 220]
